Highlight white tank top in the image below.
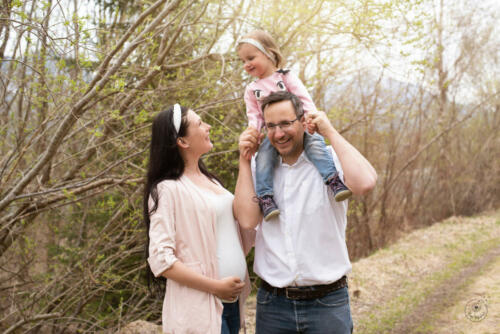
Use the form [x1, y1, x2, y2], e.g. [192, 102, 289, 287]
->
[205, 191, 247, 281]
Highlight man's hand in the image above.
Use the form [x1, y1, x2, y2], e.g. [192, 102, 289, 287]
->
[239, 126, 264, 160]
[306, 110, 378, 196]
[306, 111, 335, 138]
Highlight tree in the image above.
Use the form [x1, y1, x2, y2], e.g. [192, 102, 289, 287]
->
[1, 0, 498, 331]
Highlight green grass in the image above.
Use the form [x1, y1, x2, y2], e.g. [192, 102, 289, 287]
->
[354, 215, 500, 334]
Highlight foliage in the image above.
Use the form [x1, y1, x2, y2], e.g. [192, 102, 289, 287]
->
[0, 0, 499, 331]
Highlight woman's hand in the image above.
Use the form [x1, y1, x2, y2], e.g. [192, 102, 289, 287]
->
[160, 262, 245, 301]
[212, 276, 245, 301]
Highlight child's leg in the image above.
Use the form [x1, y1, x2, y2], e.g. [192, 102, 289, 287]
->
[255, 137, 280, 220]
[303, 132, 337, 183]
[303, 132, 352, 201]
[255, 137, 278, 197]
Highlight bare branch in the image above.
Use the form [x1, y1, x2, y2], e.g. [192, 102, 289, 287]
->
[4, 313, 62, 334]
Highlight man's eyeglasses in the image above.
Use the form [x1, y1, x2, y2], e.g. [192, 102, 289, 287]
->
[265, 118, 299, 132]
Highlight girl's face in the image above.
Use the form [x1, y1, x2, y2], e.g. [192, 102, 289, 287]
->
[181, 110, 213, 155]
[238, 43, 276, 79]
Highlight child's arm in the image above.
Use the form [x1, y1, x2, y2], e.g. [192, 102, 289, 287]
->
[244, 86, 263, 131]
[243, 86, 263, 157]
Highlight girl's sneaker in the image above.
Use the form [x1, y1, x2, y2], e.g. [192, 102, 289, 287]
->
[328, 174, 352, 202]
[258, 195, 280, 221]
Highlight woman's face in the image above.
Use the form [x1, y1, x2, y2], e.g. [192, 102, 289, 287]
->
[181, 109, 213, 155]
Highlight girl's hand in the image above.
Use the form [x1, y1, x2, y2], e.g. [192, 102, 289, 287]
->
[213, 276, 245, 301]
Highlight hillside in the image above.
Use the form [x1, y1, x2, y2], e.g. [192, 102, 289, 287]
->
[243, 211, 500, 333]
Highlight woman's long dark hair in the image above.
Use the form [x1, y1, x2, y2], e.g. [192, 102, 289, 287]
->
[143, 105, 220, 296]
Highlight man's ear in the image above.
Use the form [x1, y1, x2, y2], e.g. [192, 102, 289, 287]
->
[300, 115, 307, 126]
[177, 137, 189, 149]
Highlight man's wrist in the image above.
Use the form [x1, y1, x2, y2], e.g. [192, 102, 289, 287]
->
[239, 154, 251, 166]
[324, 127, 342, 146]
[321, 125, 336, 139]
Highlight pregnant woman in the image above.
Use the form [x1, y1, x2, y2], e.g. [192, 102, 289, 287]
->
[144, 104, 255, 334]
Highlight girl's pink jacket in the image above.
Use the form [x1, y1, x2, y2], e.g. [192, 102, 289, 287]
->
[244, 69, 318, 132]
[147, 175, 255, 333]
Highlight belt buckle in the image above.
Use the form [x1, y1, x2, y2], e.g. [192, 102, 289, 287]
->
[285, 287, 301, 300]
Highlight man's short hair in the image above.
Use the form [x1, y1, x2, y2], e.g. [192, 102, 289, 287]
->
[261, 91, 304, 119]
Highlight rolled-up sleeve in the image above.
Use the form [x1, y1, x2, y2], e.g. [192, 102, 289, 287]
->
[147, 183, 178, 277]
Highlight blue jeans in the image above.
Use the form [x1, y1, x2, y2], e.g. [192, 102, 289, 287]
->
[255, 133, 337, 197]
[255, 287, 353, 334]
[221, 301, 240, 334]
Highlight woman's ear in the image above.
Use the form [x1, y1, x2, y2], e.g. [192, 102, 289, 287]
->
[177, 137, 189, 149]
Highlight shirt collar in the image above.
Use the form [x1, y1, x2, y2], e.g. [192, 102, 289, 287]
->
[279, 151, 308, 167]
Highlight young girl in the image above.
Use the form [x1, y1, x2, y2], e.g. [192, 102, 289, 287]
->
[144, 104, 255, 333]
[237, 30, 352, 220]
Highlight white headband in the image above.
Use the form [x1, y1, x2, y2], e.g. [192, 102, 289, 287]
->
[173, 103, 182, 135]
[238, 38, 276, 64]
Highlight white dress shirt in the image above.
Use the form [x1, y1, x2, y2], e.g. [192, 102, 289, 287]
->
[252, 146, 351, 287]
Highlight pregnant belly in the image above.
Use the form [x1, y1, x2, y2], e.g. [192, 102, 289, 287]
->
[217, 243, 247, 281]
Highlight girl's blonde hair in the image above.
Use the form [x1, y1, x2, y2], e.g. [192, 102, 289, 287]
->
[239, 30, 284, 68]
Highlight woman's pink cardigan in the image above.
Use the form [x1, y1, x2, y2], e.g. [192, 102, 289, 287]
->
[147, 175, 255, 334]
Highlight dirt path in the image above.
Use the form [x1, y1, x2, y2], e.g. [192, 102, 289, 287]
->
[390, 244, 500, 333]
[348, 212, 500, 333]
[434, 250, 500, 333]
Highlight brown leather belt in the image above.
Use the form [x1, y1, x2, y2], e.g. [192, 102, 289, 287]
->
[260, 276, 348, 300]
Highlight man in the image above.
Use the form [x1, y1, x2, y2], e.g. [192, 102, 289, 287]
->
[234, 91, 377, 333]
